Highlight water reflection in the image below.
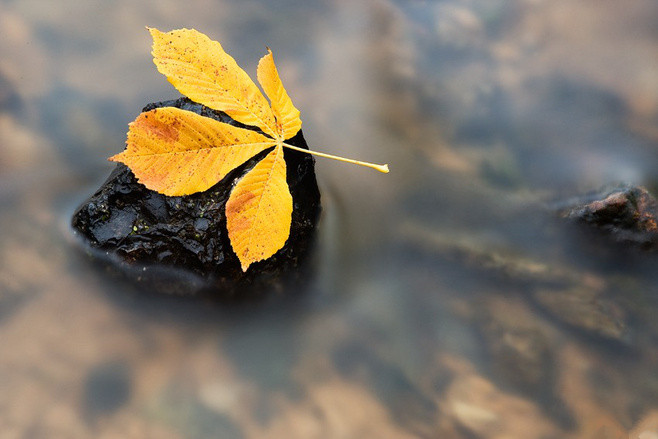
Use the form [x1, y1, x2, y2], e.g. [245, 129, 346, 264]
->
[1, 0, 658, 437]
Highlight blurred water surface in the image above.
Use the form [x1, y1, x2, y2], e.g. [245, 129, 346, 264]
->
[1, 1, 658, 438]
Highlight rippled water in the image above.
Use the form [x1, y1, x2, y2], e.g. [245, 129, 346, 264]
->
[2, 1, 658, 438]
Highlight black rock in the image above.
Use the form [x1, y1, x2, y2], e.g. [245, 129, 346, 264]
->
[558, 184, 658, 249]
[71, 97, 321, 298]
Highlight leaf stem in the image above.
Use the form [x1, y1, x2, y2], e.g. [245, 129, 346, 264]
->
[282, 142, 389, 173]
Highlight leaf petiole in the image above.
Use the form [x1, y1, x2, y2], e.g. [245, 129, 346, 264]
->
[281, 142, 389, 173]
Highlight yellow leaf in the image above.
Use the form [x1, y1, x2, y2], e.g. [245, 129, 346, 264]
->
[110, 28, 388, 272]
[226, 145, 292, 271]
[109, 106, 276, 196]
[149, 28, 278, 139]
[257, 48, 302, 140]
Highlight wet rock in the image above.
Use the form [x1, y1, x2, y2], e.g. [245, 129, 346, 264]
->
[629, 410, 658, 439]
[440, 355, 561, 439]
[71, 97, 321, 298]
[479, 304, 553, 396]
[332, 343, 438, 438]
[558, 184, 658, 249]
[148, 384, 245, 439]
[533, 287, 628, 342]
[399, 221, 587, 289]
[475, 298, 575, 429]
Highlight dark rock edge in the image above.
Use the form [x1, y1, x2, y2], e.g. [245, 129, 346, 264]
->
[71, 97, 322, 299]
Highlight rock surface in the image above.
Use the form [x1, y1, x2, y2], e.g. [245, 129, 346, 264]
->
[533, 287, 628, 342]
[71, 97, 321, 298]
[558, 184, 658, 249]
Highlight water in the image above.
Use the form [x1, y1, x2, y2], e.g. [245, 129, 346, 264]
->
[2, 1, 658, 437]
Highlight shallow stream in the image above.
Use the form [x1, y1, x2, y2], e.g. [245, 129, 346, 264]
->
[2, 1, 658, 438]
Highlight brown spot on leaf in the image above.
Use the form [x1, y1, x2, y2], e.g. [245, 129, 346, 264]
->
[226, 191, 258, 233]
[135, 109, 181, 144]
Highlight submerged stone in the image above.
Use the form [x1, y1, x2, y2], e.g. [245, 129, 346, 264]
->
[533, 287, 628, 342]
[558, 184, 658, 249]
[71, 98, 321, 298]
